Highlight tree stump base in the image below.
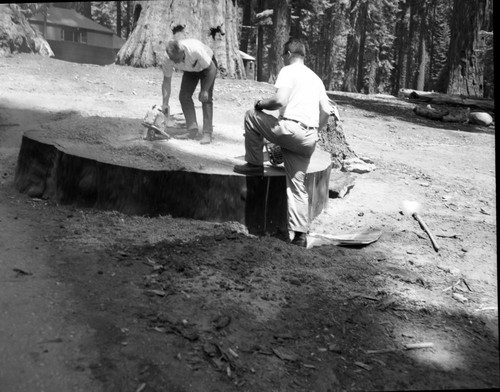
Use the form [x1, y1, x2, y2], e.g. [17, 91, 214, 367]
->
[15, 124, 331, 235]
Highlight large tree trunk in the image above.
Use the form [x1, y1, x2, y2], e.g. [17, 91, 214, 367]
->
[116, 0, 244, 79]
[416, 4, 427, 91]
[125, 1, 132, 38]
[0, 4, 53, 57]
[355, 1, 368, 93]
[366, 49, 379, 94]
[239, 0, 253, 53]
[268, 0, 290, 83]
[446, 0, 489, 97]
[392, 1, 409, 94]
[323, 3, 346, 90]
[405, 0, 417, 89]
[116, 1, 122, 38]
[342, 0, 361, 92]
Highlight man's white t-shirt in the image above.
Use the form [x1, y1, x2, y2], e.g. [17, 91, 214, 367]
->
[161, 39, 213, 77]
[275, 62, 329, 128]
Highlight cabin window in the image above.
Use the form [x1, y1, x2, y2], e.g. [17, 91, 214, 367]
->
[80, 31, 87, 44]
[61, 27, 87, 44]
[61, 27, 74, 41]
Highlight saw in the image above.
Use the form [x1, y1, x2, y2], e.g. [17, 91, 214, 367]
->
[142, 105, 171, 141]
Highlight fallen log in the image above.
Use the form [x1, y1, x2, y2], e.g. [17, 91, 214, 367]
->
[399, 89, 494, 112]
[413, 104, 493, 125]
[413, 105, 449, 121]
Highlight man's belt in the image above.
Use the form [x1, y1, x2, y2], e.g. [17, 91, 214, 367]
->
[281, 117, 317, 129]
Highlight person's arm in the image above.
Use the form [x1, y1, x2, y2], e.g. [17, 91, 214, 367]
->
[318, 97, 331, 131]
[162, 75, 172, 114]
[199, 61, 217, 103]
[255, 86, 291, 111]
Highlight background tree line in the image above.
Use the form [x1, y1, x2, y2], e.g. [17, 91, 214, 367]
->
[21, 1, 494, 98]
[242, 0, 493, 98]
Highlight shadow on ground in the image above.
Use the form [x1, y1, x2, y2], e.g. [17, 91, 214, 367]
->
[51, 231, 499, 392]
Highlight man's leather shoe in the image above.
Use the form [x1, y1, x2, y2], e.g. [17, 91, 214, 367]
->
[233, 163, 264, 175]
[291, 232, 307, 248]
[172, 128, 200, 140]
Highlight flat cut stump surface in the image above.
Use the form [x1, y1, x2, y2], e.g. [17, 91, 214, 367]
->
[15, 112, 331, 234]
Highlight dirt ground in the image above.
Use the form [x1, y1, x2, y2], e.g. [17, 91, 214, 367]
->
[0, 54, 497, 392]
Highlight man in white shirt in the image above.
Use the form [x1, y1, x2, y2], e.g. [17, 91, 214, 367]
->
[161, 39, 217, 144]
[234, 38, 331, 247]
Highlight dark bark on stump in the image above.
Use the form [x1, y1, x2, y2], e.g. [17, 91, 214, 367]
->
[318, 115, 357, 169]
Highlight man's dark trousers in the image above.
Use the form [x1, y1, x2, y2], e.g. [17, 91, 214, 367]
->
[179, 57, 217, 135]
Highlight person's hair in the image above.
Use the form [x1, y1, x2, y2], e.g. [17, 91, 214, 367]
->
[283, 38, 306, 57]
[166, 40, 182, 57]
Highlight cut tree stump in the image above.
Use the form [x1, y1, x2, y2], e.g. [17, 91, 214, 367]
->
[318, 112, 357, 169]
[15, 125, 331, 236]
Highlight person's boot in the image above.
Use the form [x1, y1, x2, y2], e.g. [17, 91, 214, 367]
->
[199, 132, 212, 144]
[291, 231, 307, 248]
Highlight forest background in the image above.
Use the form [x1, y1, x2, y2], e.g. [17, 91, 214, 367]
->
[17, 0, 495, 99]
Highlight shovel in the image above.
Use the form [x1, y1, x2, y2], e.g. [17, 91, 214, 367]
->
[402, 200, 439, 252]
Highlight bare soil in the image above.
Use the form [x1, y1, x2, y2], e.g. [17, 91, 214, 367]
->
[0, 54, 497, 392]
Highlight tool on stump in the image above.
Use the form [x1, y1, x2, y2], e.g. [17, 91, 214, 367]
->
[142, 105, 171, 141]
[401, 200, 439, 252]
[264, 140, 283, 166]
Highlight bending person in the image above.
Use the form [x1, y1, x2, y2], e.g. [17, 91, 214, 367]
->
[161, 39, 217, 145]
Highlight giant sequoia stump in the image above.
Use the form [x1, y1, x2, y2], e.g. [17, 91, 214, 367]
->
[14, 116, 331, 235]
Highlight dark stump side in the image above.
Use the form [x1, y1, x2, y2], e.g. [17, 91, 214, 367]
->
[15, 131, 331, 235]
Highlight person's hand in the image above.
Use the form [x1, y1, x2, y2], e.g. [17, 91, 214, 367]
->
[198, 90, 209, 103]
[162, 105, 170, 116]
[254, 99, 263, 111]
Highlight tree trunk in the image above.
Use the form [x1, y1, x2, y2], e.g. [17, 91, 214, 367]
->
[116, 1, 122, 38]
[428, 1, 436, 88]
[324, 3, 346, 90]
[405, 0, 417, 89]
[256, 24, 264, 81]
[290, 3, 301, 38]
[356, 1, 368, 93]
[446, 0, 488, 97]
[366, 49, 379, 94]
[342, 0, 361, 92]
[269, 0, 290, 83]
[116, 0, 244, 79]
[125, 0, 131, 38]
[416, 5, 427, 91]
[0, 4, 53, 57]
[240, 0, 253, 53]
[392, 1, 409, 94]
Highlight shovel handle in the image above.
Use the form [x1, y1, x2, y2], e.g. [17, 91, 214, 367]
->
[414, 213, 439, 251]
